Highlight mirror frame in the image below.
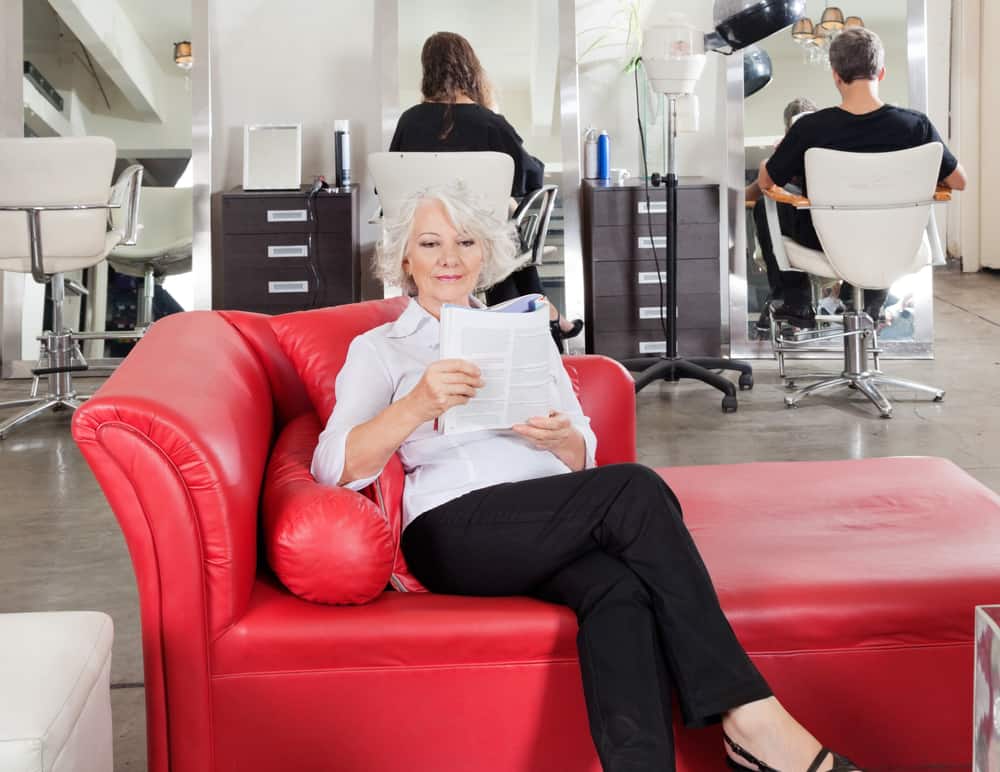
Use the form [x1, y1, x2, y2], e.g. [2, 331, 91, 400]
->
[726, 0, 933, 360]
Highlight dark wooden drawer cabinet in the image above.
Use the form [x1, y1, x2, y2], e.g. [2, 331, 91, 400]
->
[582, 179, 722, 360]
[218, 186, 360, 314]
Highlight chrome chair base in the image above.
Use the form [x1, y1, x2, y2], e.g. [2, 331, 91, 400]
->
[0, 319, 93, 440]
[784, 371, 944, 418]
[783, 309, 944, 418]
[0, 395, 88, 439]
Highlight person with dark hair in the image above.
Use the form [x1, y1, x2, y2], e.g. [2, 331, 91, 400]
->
[389, 31, 583, 351]
[750, 27, 966, 329]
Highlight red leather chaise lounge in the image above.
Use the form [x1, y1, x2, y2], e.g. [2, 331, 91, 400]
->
[73, 298, 1000, 772]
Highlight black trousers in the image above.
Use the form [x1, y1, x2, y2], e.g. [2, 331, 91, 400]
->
[484, 263, 546, 305]
[752, 199, 886, 316]
[401, 464, 771, 772]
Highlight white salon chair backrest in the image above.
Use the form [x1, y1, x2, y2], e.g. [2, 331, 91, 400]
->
[805, 142, 942, 289]
[110, 187, 193, 271]
[368, 151, 514, 225]
[0, 137, 118, 274]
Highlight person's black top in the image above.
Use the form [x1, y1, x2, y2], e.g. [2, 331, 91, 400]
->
[389, 103, 544, 198]
[766, 104, 958, 189]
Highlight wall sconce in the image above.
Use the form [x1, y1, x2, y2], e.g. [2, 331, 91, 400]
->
[174, 41, 193, 71]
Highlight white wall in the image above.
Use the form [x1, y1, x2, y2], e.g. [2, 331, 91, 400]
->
[209, 0, 383, 296]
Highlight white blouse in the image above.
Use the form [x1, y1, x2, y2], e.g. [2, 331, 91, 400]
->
[311, 298, 598, 529]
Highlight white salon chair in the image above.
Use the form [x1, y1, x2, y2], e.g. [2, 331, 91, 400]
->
[368, 151, 557, 270]
[762, 142, 950, 418]
[0, 137, 142, 439]
[369, 151, 514, 221]
[109, 186, 193, 328]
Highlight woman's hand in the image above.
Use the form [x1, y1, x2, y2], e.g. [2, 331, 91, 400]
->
[402, 359, 485, 424]
[512, 411, 586, 471]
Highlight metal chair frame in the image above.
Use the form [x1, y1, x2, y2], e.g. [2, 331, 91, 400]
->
[0, 165, 143, 438]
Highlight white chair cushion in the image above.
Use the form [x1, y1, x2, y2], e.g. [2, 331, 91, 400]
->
[782, 237, 839, 278]
[0, 612, 114, 772]
[0, 230, 122, 275]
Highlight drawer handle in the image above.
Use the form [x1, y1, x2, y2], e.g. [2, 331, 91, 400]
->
[638, 341, 667, 354]
[639, 306, 678, 320]
[268, 280, 309, 294]
[637, 236, 667, 249]
[637, 271, 666, 284]
[267, 209, 308, 223]
[637, 201, 667, 215]
[268, 245, 309, 258]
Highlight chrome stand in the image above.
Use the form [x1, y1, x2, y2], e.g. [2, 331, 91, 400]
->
[784, 289, 944, 418]
[0, 275, 92, 439]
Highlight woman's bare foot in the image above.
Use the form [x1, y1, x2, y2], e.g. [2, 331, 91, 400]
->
[722, 697, 857, 771]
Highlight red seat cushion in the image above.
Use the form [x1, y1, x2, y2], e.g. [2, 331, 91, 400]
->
[212, 575, 580, 676]
[660, 456, 1000, 653]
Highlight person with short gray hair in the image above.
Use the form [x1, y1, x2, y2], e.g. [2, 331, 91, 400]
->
[313, 184, 862, 772]
[753, 26, 967, 329]
[783, 97, 818, 131]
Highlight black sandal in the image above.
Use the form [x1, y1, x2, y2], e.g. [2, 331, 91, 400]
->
[724, 733, 859, 772]
[556, 318, 584, 339]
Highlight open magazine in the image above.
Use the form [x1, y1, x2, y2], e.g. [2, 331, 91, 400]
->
[438, 294, 553, 435]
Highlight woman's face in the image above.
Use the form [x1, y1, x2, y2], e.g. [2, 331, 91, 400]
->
[403, 198, 483, 315]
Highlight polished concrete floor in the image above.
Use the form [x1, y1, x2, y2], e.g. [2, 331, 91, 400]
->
[0, 265, 996, 770]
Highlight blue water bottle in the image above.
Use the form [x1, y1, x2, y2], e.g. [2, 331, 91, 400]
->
[597, 130, 610, 180]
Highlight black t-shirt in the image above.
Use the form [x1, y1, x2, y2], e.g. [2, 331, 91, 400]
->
[389, 103, 544, 198]
[766, 104, 958, 189]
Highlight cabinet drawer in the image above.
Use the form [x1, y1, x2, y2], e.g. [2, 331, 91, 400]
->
[591, 328, 721, 359]
[222, 234, 314, 268]
[221, 265, 317, 309]
[590, 186, 719, 228]
[314, 196, 353, 235]
[591, 258, 719, 297]
[223, 197, 312, 235]
[591, 291, 720, 332]
[590, 223, 719, 261]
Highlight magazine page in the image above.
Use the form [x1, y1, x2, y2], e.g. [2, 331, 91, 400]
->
[439, 299, 553, 434]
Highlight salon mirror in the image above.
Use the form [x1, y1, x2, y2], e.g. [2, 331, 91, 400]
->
[734, 0, 935, 358]
[389, 0, 580, 320]
[11, 0, 193, 371]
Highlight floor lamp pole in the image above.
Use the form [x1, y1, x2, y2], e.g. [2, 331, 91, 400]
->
[620, 93, 754, 413]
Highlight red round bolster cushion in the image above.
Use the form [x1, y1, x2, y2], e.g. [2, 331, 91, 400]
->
[262, 412, 394, 604]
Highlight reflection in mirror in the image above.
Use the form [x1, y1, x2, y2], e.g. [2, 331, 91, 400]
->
[741, 0, 931, 350]
[395, 2, 569, 317]
[19, 0, 192, 362]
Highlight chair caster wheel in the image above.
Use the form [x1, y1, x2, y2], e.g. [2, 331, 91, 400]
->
[738, 373, 753, 390]
[785, 381, 796, 390]
[784, 399, 797, 409]
[722, 395, 738, 413]
[933, 393, 944, 402]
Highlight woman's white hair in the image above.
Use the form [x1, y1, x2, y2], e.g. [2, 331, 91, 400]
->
[374, 181, 524, 295]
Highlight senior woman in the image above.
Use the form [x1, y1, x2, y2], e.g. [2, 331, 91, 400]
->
[311, 185, 857, 772]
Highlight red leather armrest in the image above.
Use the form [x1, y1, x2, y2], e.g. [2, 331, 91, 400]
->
[562, 355, 636, 466]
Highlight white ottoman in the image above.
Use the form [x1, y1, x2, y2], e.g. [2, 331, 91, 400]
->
[0, 612, 114, 772]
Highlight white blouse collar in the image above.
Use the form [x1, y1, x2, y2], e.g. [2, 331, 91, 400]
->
[385, 295, 485, 340]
